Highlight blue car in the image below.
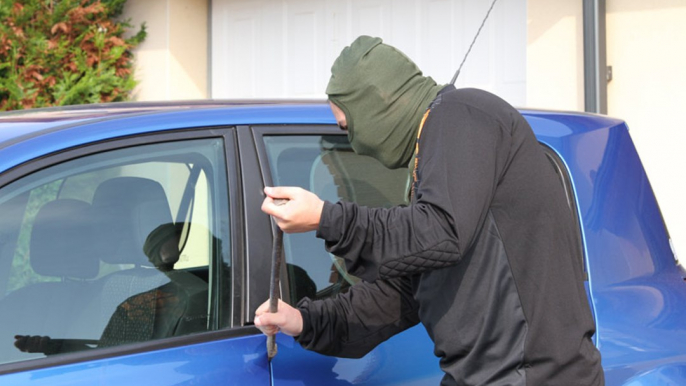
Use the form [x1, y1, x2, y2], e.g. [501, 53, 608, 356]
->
[0, 101, 683, 385]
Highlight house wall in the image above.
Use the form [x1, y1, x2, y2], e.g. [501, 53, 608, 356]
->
[122, 0, 209, 101]
[526, 0, 584, 112]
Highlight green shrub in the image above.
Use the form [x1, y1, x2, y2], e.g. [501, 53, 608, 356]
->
[0, 0, 146, 111]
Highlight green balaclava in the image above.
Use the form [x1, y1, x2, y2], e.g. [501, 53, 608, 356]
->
[326, 36, 443, 169]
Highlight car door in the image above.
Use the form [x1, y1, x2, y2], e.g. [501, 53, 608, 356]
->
[0, 128, 270, 385]
[249, 125, 444, 385]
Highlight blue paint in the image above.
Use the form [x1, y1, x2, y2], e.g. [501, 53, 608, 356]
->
[0, 334, 270, 385]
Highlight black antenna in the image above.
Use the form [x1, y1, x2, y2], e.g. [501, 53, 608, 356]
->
[450, 0, 499, 85]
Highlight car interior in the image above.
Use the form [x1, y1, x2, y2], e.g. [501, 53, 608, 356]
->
[0, 141, 223, 364]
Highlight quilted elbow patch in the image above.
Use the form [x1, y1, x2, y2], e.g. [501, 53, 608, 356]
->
[379, 240, 460, 278]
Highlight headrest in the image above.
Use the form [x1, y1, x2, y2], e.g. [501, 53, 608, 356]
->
[30, 199, 98, 279]
[91, 177, 173, 266]
[275, 147, 321, 187]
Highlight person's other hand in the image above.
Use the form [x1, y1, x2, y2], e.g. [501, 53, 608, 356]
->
[14, 335, 51, 353]
[261, 187, 324, 233]
[254, 299, 303, 337]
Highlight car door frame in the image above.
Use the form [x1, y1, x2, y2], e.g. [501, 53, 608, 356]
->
[0, 126, 263, 378]
[242, 124, 343, 314]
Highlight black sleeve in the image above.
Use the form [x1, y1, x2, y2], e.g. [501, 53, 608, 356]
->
[295, 276, 419, 358]
[317, 91, 511, 282]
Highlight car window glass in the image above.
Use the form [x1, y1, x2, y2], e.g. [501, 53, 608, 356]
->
[263, 135, 409, 302]
[0, 138, 230, 365]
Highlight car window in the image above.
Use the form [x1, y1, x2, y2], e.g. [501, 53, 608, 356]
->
[0, 138, 230, 365]
[263, 135, 410, 302]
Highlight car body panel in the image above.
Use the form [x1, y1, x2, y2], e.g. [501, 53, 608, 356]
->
[525, 112, 686, 384]
[0, 333, 270, 385]
[271, 325, 442, 386]
[0, 101, 685, 385]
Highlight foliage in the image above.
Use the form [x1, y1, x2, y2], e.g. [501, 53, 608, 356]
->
[0, 0, 146, 111]
[8, 181, 61, 293]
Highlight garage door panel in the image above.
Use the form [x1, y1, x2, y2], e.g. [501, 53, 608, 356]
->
[286, 7, 318, 95]
[212, 0, 525, 105]
[421, 0, 456, 84]
[352, 0, 392, 39]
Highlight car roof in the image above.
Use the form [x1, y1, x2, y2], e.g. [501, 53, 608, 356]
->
[0, 99, 322, 141]
[0, 100, 625, 175]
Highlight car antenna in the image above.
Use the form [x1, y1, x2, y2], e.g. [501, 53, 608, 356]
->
[449, 0, 499, 85]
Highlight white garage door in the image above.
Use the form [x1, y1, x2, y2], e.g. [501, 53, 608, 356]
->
[211, 0, 526, 106]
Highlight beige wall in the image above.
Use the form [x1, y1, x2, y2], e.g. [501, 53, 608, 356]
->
[606, 0, 686, 260]
[528, 0, 686, 260]
[526, 0, 584, 111]
[123, 0, 209, 101]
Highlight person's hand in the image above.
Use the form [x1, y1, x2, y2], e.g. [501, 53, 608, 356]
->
[261, 187, 325, 233]
[254, 299, 304, 337]
[14, 335, 52, 353]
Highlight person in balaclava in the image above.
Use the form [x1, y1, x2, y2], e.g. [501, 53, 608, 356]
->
[326, 36, 442, 171]
[256, 36, 604, 386]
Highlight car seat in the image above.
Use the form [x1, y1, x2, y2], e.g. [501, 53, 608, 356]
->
[82, 177, 208, 347]
[0, 199, 99, 361]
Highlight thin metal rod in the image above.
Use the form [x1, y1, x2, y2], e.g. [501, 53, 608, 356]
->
[266, 226, 283, 361]
[450, 0, 499, 85]
[267, 198, 288, 361]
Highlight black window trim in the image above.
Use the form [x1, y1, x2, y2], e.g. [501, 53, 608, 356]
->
[539, 143, 588, 279]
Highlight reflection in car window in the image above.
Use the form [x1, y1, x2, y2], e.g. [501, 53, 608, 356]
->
[0, 139, 230, 365]
[263, 135, 410, 302]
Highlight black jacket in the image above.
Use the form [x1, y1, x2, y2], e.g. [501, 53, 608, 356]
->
[297, 87, 604, 386]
